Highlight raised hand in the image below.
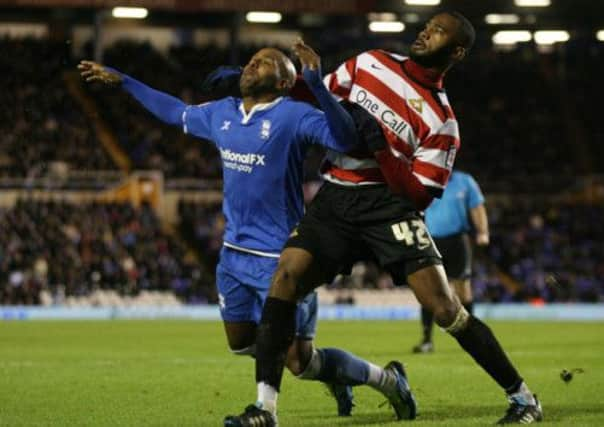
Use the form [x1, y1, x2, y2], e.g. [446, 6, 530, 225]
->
[292, 38, 320, 71]
[77, 60, 122, 86]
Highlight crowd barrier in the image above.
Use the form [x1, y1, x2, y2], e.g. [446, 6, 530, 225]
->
[2, 304, 604, 321]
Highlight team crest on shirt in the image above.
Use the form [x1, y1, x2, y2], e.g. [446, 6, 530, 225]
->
[260, 120, 271, 140]
[409, 98, 424, 114]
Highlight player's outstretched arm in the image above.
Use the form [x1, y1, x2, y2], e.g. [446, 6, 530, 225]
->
[292, 39, 358, 151]
[77, 60, 186, 126]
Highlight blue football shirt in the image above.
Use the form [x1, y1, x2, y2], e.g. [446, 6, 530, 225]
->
[182, 96, 347, 256]
[425, 171, 485, 238]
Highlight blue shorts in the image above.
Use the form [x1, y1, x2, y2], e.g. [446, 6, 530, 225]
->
[216, 247, 317, 339]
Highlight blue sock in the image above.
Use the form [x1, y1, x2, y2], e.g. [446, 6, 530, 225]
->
[316, 348, 370, 386]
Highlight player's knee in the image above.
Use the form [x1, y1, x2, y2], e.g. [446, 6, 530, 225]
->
[285, 353, 305, 376]
[432, 299, 461, 328]
[226, 334, 255, 353]
[230, 343, 256, 357]
[285, 340, 314, 376]
[442, 305, 471, 335]
[270, 264, 298, 300]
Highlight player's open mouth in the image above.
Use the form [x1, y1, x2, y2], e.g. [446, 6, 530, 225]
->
[241, 70, 255, 82]
[412, 40, 426, 50]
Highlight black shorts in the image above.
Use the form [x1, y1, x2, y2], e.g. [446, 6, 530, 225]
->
[285, 182, 442, 285]
[434, 233, 472, 281]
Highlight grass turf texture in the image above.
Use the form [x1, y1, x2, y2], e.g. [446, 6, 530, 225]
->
[1, 320, 603, 426]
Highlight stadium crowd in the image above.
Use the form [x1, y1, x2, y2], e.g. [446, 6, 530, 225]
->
[475, 199, 604, 303]
[0, 37, 114, 179]
[2, 196, 601, 305]
[0, 199, 216, 305]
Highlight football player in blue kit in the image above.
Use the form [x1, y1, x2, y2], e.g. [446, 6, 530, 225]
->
[78, 41, 412, 420]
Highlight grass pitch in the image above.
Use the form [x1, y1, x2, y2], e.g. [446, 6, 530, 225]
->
[1, 320, 603, 426]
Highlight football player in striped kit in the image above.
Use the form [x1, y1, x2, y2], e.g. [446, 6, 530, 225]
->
[227, 11, 543, 426]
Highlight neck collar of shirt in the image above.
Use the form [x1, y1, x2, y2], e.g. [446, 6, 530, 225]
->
[239, 96, 284, 124]
[403, 59, 444, 90]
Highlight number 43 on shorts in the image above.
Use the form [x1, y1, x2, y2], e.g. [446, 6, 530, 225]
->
[391, 219, 432, 250]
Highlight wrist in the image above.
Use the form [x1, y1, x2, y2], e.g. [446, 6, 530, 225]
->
[302, 66, 323, 87]
[476, 231, 489, 244]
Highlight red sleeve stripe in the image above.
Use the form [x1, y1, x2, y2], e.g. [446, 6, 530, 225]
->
[331, 85, 351, 99]
[412, 159, 450, 186]
[414, 148, 450, 169]
[388, 137, 415, 159]
[413, 172, 446, 193]
[345, 57, 356, 81]
[326, 57, 357, 98]
[421, 133, 459, 150]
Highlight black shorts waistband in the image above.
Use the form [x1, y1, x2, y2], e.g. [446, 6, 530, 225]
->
[322, 181, 387, 191]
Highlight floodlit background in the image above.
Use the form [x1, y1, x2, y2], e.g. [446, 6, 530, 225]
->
[1, 1, 604, 426]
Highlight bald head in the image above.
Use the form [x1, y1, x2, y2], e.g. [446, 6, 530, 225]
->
[258, 48, 296, 88]
[240, 48, 296, 98]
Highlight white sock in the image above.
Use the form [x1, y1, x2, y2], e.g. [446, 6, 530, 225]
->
[257, 382, 278, 414]
[366, 363, 396, 392]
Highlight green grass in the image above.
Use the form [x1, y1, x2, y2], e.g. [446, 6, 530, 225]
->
[1, 320, 603, 426]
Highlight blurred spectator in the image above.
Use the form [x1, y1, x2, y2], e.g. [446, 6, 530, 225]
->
[178, 199, 224, 273]
[472, 200, 604, 303]
[0, 199, 216, 305]
[0, 37, 114, 178]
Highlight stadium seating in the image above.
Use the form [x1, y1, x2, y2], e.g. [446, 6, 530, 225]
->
[0, 199, 217, 305]
[0, 37, 114, 179]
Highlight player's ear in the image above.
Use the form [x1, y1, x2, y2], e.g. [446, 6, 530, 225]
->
[452, 45, 466, 62]
[277, 78, 293, 93]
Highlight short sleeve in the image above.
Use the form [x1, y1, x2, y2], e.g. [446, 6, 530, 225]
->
[465, 174, 485, 208]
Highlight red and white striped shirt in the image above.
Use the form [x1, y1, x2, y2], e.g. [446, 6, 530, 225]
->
[322, 49, 460, 195]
